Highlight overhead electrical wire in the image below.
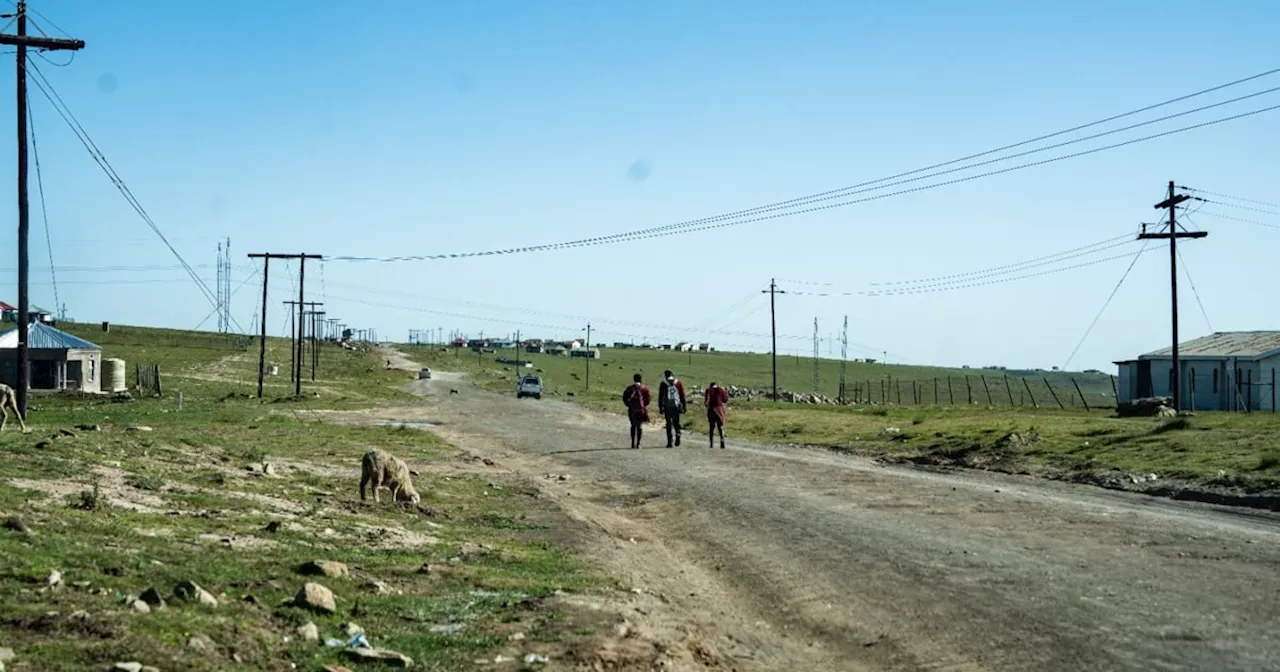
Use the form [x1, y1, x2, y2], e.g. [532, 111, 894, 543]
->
[1195, 210, 1280, 230]
[1177, 248, 1213, 333]
[860, 249, 1144, 298]
[1062, 243, 1152, 370]
[27, 93, 59, 316]
[326, 72, 1280, 264]
[192, 269, 260, 331]
[1179, 185, 1279, 209]
[25, 61, 240, 329]
[1190, 198, 1279, 218]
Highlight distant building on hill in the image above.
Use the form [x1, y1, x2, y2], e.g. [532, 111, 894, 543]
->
[1114, 331, 1280, 412]
[0, 322, 102, 393]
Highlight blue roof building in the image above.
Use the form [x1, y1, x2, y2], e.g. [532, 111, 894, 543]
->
[0, 323, 103, 393]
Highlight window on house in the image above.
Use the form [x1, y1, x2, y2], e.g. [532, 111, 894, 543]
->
[89, 359, 95, 382]
[1213, 368, 1219, 393]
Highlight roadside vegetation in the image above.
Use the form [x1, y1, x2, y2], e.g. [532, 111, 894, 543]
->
[0, 326, 619, 671]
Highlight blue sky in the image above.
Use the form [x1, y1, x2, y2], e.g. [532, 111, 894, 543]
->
[0, 0, 1276, 372]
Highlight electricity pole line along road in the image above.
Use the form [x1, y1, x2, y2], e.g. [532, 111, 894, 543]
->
[0, 2, 85, 419]
[1140, 180, 1207, 413]
[762, 279, 786, 402]
[248, 253, 322, 398]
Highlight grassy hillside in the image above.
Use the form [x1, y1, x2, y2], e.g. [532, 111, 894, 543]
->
[406, 343, 1280, 495]
[0, 325, 620, 671]
[406, 344, 1117, 410]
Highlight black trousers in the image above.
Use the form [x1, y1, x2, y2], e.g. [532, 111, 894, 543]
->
[664, 410, 682, 445]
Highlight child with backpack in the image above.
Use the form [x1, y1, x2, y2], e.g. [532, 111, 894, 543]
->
[622, 373, 651, 449]
[658, 370, 687, 447]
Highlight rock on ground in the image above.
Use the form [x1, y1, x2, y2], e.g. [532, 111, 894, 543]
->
[294, 582, 337, 613]
[343, 648, 413, 667]
[299, 560, 349, 578]
[173, 580, 218, 608]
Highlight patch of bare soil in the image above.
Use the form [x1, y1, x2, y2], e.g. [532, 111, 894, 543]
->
[8, 466, 167, 513]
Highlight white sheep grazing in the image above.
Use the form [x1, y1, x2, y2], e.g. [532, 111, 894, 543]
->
[0, 383, 27, 432]
[360, 449, 421, 504]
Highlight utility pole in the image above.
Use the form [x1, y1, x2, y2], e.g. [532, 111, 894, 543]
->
[812, 317, 819, 394]
[761, 279, 785, 402]
[1141, 180, 1207, 412]
[1, 2, 84, 419]
[839, 315, 848, 404]
[247, 253, 321, 398]
[309, 308, 325, 380]
[584, 322, 592, 391]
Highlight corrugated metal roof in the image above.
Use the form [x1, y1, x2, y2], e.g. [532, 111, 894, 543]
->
[1142, 331, 1280, 359]
[0, 322, 100, 350]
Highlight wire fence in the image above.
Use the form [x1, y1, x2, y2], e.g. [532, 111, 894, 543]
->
[844, 374, 1115, 410]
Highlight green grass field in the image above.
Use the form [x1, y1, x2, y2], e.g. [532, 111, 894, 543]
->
[407, 343, 1280, 492]
[0, 326, 618, 671]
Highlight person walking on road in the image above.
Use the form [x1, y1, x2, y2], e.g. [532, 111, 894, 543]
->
[705, 381, 729, 449]
[658, 370, 687, 447]
[622, 373, 651, 449]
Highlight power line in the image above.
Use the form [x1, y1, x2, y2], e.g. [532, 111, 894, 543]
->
[862, 249, 1145, 298]
[27, 91, 58, 316]
[326, 102, 1280, 264]
[1062, 243, 1151, 370]
[1191, 198, 1279, 217]
[1179, 185, 1279, 209]
[1177, 247, 1213, 333]
[25, 61, 238, 328]
[1195, 210, 1280, 230]
[192, 269, 260, 331]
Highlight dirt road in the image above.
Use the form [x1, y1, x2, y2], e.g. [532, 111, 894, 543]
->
[371, 351, 1280, 671]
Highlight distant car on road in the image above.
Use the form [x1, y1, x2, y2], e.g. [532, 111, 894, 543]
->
[517, 375, 543, 400]
[418, 368, 432, 380]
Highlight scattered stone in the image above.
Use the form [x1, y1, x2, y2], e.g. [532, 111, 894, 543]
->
[112, 664, 143, 672]
[75, 424, 102, 432]
[57, 428, 76, 438]
[3, 517, 31, 535]
[322, 666, 355, 672]
[339, 622, 364, 637]
[0, 648, 15, 663]
[482, 458, 496, 466]
[456, 542, 491, 560]
[294, 582, 337, 613]
[428, 624, 463, 634]
[126, 425, 154, 433]
[69, 609, 91, 621]
[416, 563, 434, 575]
[34, 440, 52, 449]
[45, 569, 62, 589]
[344, 648, 413, 667]
[263, 521, 281, 534]
[129, 599, 151, 614]
[297, 622, 320, 642]
[508, 632, 526, 641]
[524, 653, 550, 665]
[299, 560, 349, 578]
[263, 463, 278, 477]
[365, 580, 395, 595]
[558, 474, 570, 481]
[187, 634, 217, 654]
[613, 623, 631, 638]
[173, 580, 218, 608]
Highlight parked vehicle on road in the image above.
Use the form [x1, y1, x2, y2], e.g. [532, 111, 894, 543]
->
[517, 375, 543, 399]
[418, 368, 432, 380]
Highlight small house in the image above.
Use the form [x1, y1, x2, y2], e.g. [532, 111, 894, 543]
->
[1114, 331, 1280, 411]
[0, 322, 102, 393]
[570, 348, 600, 359]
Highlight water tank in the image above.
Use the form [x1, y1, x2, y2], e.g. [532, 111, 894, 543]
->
[102, 358, 126, 392]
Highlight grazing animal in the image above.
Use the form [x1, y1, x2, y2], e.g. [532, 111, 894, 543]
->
[449, 388, 459, 395]
[360, 449, 421, 504]
[0, 383, 27, 432]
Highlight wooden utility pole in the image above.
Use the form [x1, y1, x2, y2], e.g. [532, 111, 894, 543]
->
[1141, 181, 1207, 412]
[762, 279, 785, 402]
[1, 2, 84, 419]
[247, 253, 321, 398]
[584, 323, 592, 391]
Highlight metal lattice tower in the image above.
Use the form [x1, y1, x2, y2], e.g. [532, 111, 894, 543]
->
[215, 241, 224, 332]
[812, 317, 820, 394]
[839, 315, 848, 403]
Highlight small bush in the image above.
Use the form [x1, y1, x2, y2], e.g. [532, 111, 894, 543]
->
[71, 480, 107, 511]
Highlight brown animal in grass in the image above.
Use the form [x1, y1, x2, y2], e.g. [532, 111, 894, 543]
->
[0, 383, 27, 432]
[359, 449, 421, 504]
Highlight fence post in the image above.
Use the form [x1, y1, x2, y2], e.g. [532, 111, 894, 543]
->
[1042, 377, 1064, 409]
[1004, 375, 1015, 405]
[1071, 377, 1091, 411]
[896, 379, 901, 405]
[933, 378, 938, 405]
[980, 375, 993, 405]
[947, 377, 954, 405]
[1023, 378, 1039, 408]
[1110, 374, 1118, 399]
[155, 365, 162, 396]
[1190, 372, 1196, 412]
[965, 376, 973, 405]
